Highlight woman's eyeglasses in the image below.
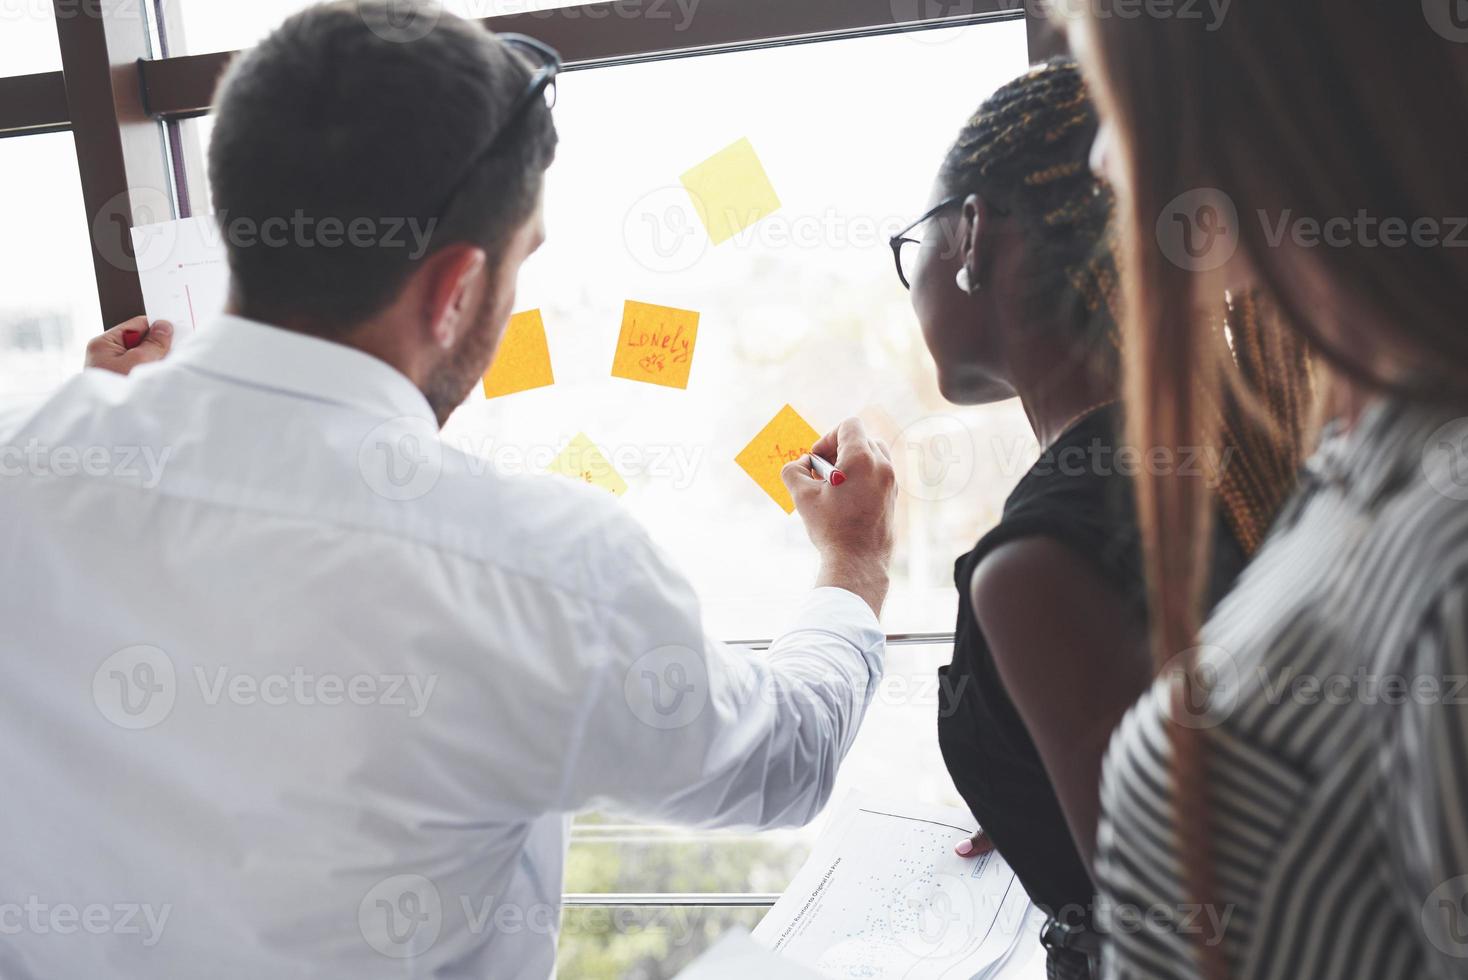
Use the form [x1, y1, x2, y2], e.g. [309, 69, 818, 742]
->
[889, 193, 1007, 290]
[432, 34, 561, 218]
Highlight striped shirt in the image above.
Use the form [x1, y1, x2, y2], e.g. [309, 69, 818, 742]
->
[1095, 396, 1468, 979]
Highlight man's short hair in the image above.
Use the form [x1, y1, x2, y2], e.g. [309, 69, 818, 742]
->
[208, 0, 558, 334]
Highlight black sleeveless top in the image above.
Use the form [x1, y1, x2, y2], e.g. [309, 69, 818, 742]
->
[937, 406, 1248, 925]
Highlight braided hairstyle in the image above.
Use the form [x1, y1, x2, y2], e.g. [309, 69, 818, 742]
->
[941, 58, 1312, 558]
[946, 60, 1316, 979]
[939, 59, 1121, 366]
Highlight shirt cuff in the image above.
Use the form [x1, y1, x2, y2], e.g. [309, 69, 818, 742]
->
[782, 586, 885, 653]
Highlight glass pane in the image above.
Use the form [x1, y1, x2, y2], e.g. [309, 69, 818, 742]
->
[0, 5, 62, 76]
[180, 20, 1032, 638]
[559, 905, 766, 979]
[0, 133, 104, 398]
[566, 640, 965, 896]
[173, 0, 609, 56]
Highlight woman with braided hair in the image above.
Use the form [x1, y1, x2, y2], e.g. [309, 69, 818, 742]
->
[894, 60, 1313, 979]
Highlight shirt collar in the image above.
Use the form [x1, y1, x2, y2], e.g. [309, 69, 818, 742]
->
[1307, 394, 1462, 506]
[171, 315, 437, 426]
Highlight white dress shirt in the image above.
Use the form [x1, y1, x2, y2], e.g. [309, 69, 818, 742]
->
[0, 316, 884, 979]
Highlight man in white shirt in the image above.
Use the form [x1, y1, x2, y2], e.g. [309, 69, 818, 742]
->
[0, 3, 895, 978]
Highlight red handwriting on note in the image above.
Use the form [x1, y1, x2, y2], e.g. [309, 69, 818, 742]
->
[610, 300, 701, 389]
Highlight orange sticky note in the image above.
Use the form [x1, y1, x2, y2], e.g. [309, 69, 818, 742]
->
[548, 433, 629, 497]
[483, 309, 554, 399]
[610, 300, 700, 390]
[680, 138, 782, 246]
[735, 405, 821, 514]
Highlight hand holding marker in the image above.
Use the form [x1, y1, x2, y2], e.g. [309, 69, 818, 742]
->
[804, 453, 846, 486]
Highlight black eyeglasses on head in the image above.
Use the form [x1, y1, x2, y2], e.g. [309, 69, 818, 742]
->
[432, 33, 561, 218]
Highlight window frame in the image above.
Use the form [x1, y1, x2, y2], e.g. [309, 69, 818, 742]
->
[4, 0, 1058, 935]
[6, 0, 1060, 325]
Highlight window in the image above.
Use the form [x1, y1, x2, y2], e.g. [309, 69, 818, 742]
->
[0, 1, 62, 76]
[0, 133, 104, 397]
[185, 17, 1033, 639]
[18, 5, 1043, 976]
[172, 0, 610, 55]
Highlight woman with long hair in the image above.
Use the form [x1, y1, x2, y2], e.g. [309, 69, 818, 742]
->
[1061, 6, 1468, 978]
[897, 60, 1311, 979]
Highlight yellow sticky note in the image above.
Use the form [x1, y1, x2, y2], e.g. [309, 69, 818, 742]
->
[680, 138, 782, 246]
[483, 309, 555, 399]
[548, 433, 629, 497]
[735, 405, 821, 514]
[610, 300, 700, 389]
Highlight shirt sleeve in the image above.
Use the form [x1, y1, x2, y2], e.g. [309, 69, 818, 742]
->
[1380, 572, 1468, 978]
[554, 518, 885, 831]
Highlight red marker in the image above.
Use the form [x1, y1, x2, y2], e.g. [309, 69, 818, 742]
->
[807, 454, 846, 486]
[122, 328, 144, 350]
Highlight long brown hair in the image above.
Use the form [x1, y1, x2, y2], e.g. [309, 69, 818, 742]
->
[1067, 4, 1468, 977]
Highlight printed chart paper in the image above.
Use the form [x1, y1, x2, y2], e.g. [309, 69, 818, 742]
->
[130, 215, 230, 341]
[752, 793, 1048, 980]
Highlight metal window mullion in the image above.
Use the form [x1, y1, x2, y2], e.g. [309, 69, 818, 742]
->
[52, 0, 174, 328]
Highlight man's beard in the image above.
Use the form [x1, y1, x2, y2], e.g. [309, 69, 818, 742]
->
[422, 295, 502, 427]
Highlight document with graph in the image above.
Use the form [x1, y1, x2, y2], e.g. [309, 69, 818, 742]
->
[752, 793, 1048, 980]
[131, 215, 230, 341]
